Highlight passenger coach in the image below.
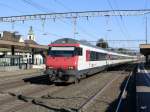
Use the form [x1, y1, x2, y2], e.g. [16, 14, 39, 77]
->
[45, 38, 136, 83]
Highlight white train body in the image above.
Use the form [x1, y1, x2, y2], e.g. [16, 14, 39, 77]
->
[45, 38, 137, 83]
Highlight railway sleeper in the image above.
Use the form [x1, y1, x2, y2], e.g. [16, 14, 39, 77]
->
[3, 91, 78, 112]
[17, 94, 77, 112]
[8, 92, 44, 104]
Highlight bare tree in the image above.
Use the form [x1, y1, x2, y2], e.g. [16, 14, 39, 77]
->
[80, 39, 91, 45]
[96, 38, 108, 48]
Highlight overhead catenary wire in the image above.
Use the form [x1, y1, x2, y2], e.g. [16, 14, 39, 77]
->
[0, 1, 147, 49]
[22, 0, 99, 39]
[106, 0, 131, 49]
[145, 0, 148, 9]
[54, 0, 78, 39]
[0, 2, 26, 14]
[53, 0, 102, 39]
[22, 0, 51, 13]
[106, 0, 130, 40]
[112, 0, 133, 49]
[53, 0, 99, 39]
[11, 4, 80, 40]
[144, 0, 148, 43]
[54, 0, 71, 11]
[0, 1, 28, 30]
[112, 0, 132, 39]
[0, 1, 68, 40]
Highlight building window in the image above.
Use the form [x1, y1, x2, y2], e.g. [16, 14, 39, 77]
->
[29, 36, 31, 40]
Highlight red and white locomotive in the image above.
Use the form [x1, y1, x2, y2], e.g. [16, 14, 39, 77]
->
[45, 38, 136, 83]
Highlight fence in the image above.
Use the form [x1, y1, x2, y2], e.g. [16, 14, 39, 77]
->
[0, 55, 26, 71]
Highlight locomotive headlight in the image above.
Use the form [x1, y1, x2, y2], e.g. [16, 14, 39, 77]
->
[68, 66, 74, 70]
[48, 66, 53, 69]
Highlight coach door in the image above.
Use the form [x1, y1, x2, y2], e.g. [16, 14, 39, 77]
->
[106, 54, 111, 66]
[86, 50, 91, 68]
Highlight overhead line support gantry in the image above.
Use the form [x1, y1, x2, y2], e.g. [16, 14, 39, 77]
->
[0, 9, 150, 22]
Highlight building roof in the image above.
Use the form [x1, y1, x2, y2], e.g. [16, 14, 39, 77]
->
[24, 40, 38, 45]
[0, 39, 48, 52]
[140, 44, 150, 55]
[0, 31, 22, 42]
[0, 30, 48, 53]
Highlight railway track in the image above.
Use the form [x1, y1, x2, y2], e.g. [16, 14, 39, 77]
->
[0, 71, 43, 84]
[80, 64, 136, 112]
[0, 69, 115, 112]
[0, 69, 44, 78]
[0, 73, 47, 93]
[77, 75, 120, 112]
[0, 72, 53, 110]
[0, 85, 65, 112]
[0, 80, 27, 92]
[17, 71, 128, 112]
[115, 71, 133, 112]
[0, 64, 136, 112]
[28, 74, 130, 111]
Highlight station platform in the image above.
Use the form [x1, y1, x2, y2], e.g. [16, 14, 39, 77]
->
[136, 63, 150, 111]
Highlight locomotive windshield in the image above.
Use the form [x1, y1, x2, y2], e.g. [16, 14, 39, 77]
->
[48, 47, 76, 57]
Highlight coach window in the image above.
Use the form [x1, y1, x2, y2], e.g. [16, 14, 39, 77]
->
[111, 55, 115, 60]
[90, 51, 97, 61]
[90, 51, 93, 61]
[96, 52, 99, 60]
[120, 56, 123, 59]
[89, 51, 106, 61]
[100, 53, 107, 60]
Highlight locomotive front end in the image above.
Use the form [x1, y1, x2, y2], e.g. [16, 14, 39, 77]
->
[45, 44, 82, 83]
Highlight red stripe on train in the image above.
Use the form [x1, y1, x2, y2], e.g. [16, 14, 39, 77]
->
[48, 43, 80, 47]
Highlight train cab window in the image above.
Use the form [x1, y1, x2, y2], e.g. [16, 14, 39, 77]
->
[76, 47, 82, 56]
[48, 46, 80, 57]
[47, 47, 51, 55]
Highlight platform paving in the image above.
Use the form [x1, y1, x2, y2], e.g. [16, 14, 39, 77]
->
[136, 64, 150, 112]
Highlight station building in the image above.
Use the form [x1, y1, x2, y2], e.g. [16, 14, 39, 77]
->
[0, 27, 48, 71]
[140, 44, 150, 63]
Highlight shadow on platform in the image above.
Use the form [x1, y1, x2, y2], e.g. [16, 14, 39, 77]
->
[107, 63, 134, 72]
[105, 72, 136, 112]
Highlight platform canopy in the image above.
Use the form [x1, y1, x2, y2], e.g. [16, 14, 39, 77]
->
[140, 44, 150, 55]
[0, 39, 48, 53]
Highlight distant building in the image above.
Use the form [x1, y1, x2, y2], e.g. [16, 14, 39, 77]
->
[0, 31, 24, 42]
[25, 26, 44, 66]
[0, 26, 45, 71]
[28, 26, 35, 41]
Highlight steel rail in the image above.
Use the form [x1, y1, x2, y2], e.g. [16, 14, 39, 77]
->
[115, 67, 135, 112]
[77, 64, 133, 112]
[78, 74, 120, 112]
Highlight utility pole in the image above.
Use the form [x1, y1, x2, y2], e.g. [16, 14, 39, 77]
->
[145, 16, 148, 64]
[145, 16, 148, 44]
[73, 17, 77, 39]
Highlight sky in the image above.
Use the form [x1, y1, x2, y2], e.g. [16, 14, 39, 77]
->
[0, 0, 149, 50]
